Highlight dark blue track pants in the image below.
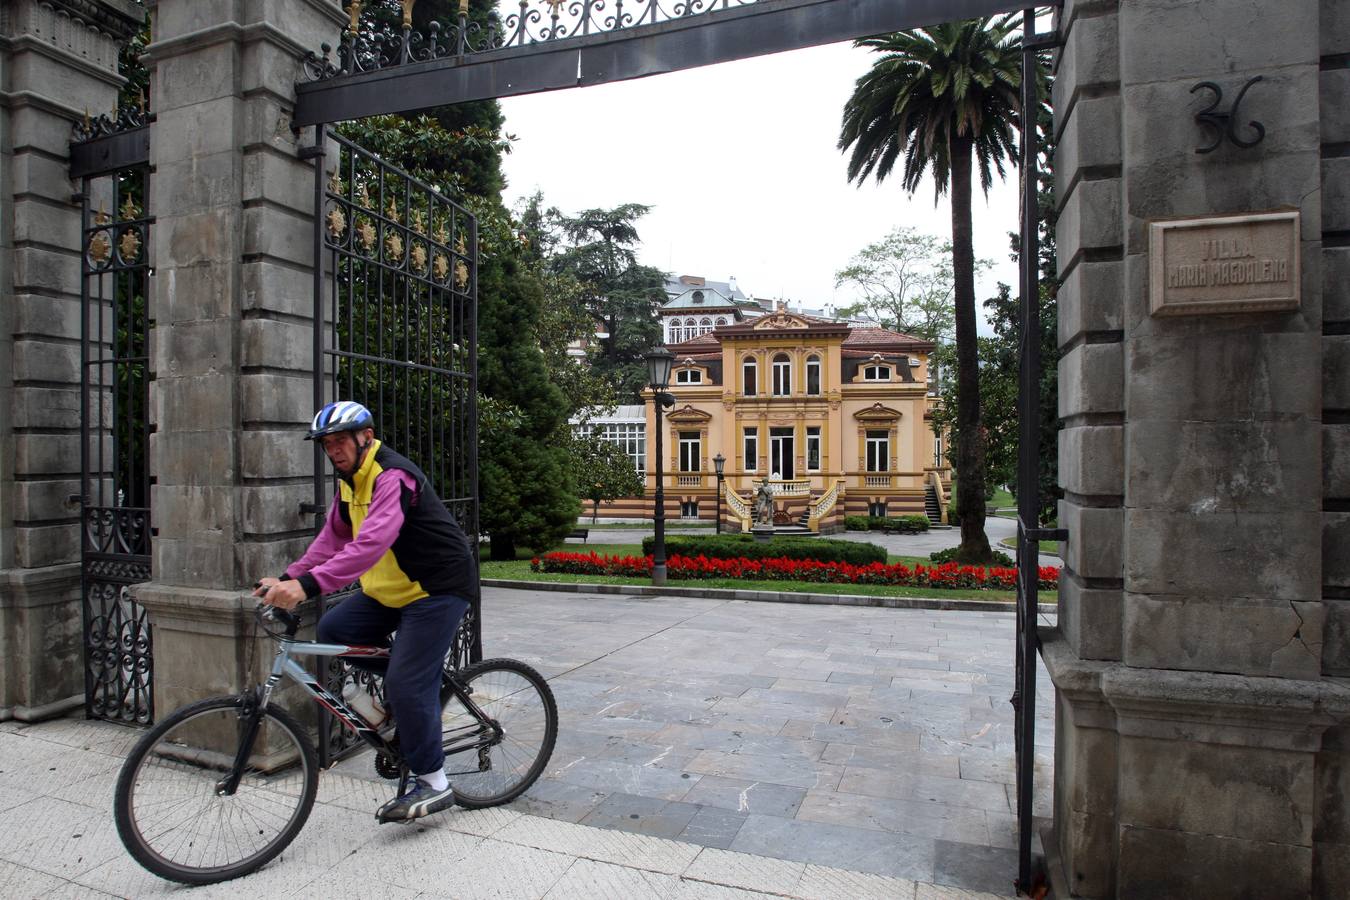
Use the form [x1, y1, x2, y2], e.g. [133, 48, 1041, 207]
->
[317, 591, 469, 776]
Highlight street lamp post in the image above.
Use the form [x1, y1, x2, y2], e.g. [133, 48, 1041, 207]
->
[645, 349, 674, 586]
[713, 452, 726, 534]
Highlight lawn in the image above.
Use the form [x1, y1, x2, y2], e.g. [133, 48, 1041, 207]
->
[480, 542, 1021, 602]
[998, 536, 1061, 556]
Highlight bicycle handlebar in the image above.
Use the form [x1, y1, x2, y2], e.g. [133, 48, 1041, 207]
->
[252, 585, 302, 638]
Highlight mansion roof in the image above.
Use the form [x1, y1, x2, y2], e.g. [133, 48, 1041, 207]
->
[664, 318, 935, 357]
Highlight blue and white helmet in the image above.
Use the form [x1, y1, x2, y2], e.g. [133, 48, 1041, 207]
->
[306, 400, 374, 440]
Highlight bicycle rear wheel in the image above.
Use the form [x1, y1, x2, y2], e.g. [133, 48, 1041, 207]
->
[441, 658, 557, 808]
[114, 695, 318, 884]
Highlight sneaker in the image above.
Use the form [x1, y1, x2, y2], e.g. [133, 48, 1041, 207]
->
[375, 778, 456, 823]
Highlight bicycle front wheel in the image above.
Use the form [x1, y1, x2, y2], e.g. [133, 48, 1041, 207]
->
[114, 695, 319, 884]
[442, 658, 557, 808]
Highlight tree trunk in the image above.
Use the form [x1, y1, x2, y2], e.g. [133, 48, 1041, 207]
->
[592, 500, 600, 523]
[488, 534, 516, 561]
[950, 134, 993, 563]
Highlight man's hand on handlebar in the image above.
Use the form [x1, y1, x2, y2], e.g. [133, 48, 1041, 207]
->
[252, 577, 305, 611]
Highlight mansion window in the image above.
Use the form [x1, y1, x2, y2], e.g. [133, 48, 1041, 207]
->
[806, 426, 821, 471]
[743, 427, 758, 472]
[934, 431, 944, 468]
[679, 431, 701, 472]
[715, 317, 728, 327]
[675, 368, 702, 384]
[743, 358, 757, 396]
[590, 423, 645, 474]
[868, 501, 887, 518]
[866, 429, 890, 472]
[863, 364, 891, 381]
[771, 354, 792, 396]
[681, 500, 700, 518]
[806, 355, 821, 395]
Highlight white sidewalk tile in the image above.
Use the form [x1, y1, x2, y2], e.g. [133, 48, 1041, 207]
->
[681, 846, 804, 895]
[491, 816, 701, 875]
[0, 859, 70, 899]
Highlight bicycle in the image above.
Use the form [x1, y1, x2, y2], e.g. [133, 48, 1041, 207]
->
[113, 603, 558, 885]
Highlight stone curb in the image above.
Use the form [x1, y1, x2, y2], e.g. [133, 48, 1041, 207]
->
[482, 578, 1058, 615]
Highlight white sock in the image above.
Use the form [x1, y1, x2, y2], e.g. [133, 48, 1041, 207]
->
[419, 769, 449, 791]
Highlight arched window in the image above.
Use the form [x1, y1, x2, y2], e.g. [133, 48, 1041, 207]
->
[806, 355, 821, 395]
[699, 317, 712, 336]
[771, 353, 791, 396]
[715, 317, 727, 327]
[863, 364, 891, 381]
[743, 357, 757, 396]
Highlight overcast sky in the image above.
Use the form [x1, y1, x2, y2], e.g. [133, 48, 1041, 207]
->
[498, 39, 1022, 323]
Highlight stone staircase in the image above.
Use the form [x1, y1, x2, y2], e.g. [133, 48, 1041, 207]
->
[924, 483, 943, 525]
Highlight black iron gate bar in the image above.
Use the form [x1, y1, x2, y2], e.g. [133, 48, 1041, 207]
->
[306, 127, 480, 765]
[77, 153, 155, 726]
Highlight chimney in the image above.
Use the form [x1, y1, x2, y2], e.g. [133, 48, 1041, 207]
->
[728, 275, 738, 294]
[775, 300, 786, 313]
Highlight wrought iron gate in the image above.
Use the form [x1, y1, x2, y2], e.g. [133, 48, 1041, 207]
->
[307, 129, 480, 762]
[73, 116, 154, 725]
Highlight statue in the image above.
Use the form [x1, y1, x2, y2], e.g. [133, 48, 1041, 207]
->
[754, 477, 776, 526]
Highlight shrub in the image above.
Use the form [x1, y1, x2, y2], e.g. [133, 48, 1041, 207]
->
[641, 533, 886, 566]
[930, 547, 1015, 567]
[844, 515, 872, 531]
[531, 550, 1060, 591]
[880, 515, 929, 534]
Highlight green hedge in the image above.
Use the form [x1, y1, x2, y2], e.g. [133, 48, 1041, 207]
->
[930, 546, 1015, 566]
[843, 515, 930, 534]
[641, 533, 887, 566]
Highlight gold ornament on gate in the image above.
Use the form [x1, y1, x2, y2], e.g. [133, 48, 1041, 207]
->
[357, 217, 376, 251]
[88, 205, 112, 264]
[433, 252, 450, 281]
[326, 205, 347, 240]
[328, 168, 344, 197]
[454, 233, 469, 289]
[410, 210, 428, 272]
[384, 198, 404, 260]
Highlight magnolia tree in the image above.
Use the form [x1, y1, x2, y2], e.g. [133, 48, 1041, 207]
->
[571, 434, 645, 523]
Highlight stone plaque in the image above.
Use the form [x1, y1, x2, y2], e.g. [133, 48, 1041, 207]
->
[1149, 210, 1300, 316]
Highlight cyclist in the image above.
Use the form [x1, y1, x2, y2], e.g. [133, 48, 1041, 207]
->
[253, 400, 478, 822]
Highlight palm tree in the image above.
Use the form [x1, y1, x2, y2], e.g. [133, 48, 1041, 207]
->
[839, 17, 1022, 563]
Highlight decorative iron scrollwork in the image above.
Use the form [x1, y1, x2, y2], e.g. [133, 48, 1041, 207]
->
[303, 0, 759, 82]
[72, 102, 148, 143]
[1191, 76, 1266, 154]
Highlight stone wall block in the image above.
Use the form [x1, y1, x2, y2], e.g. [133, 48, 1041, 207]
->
[5, 50, 121, 111]
[8, 152, 76, 209]
[1052, 10, 1119, 127]
[1327, 335, 1350, 411]
[1322, 68, 1350, 145]
[0, 565, 83, 713]
[1325, 157, 1350, 234]
[151, 485, 235, 538]
[236, 538, 313, 588]
[241, 204, 313, 269]
[14, 292, 82, 341]
[242, 260, 323, 320]
[158, 259, 236, 324]
[1059, 425, 1124, 497]
[14, 434, 82, 475]
[1059, 574, 1123, 661]
[14, 524, 80, 569]
[1059, 341, 1124, 419]
[11, 247, 82, 300]
[149, 430, 235, 484]
[153, 152, 242, 220]
[11, 480, 81, 524]
[10, 199, 78, 253]
[152, 375, 235, 433]
[153, 535, 236, 589]
[1325, 599, 1350, 676]
[240, 373, 317, 426]
[1125, 419, 1321, 512]
[1315, 841, 1350, 900]
[1057, 177, 1122, 267]
[1316, 738, 1350, 843]
[1118, 824, 1312, 900]
[240, 483, 316, 536]
[1326, 425, 1350, 498]
[152, 319, 234, 379]
[1059, 499, 1123, 579]
[1119, 734, 1315, 844]
[242, 149, 313, 218]
[1326, 247, 1350, 324]
[239, 431, 312, 481]
[1325, 512, 1350, 589]
[1058, 258, 1124, 348]
[1054, 94, 1123, 201]
[240, 318, 315, 372]
[1124, 593, 1324, 678]
[1125, 508, 1321, 599]
[12, 387, 82, 431]
[1119, 0, 1318, 86]
[152, 98, 239, 166]
[1061, 809, 1117, 899]
[1125, 332, 1321, 422]
[151, 40, 238, 112]
[156, 209, 241, 270]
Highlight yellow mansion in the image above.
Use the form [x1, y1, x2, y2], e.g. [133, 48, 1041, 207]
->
[594, 306, 951, 532]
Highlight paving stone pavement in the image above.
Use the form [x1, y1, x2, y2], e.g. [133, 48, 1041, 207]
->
[0, 587, 1054, 898]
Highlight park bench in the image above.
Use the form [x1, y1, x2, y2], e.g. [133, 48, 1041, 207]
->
[566, 527, 590, 543]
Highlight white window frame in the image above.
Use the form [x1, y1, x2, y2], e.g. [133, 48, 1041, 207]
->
[863, 364, 891, 381]
[806, 426, 821, 472]
[806, 355, 821, 395]
[866, 429, 890, 472]
[743, 427, 758, 473]
[675, 368, 702, 384]
[769, 427, 794, 480]
[743, 358, 757, 396]
[593, 423, 646, 474]
[678, 431, 701, 472]
[771, 354, 792, 396]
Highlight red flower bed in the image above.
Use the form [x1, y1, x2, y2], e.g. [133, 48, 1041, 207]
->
[530, 551, 1059, 592]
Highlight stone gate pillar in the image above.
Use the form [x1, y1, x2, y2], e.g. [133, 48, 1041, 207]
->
[1044, 0, 1350, 896]
[133, 0, 344, 713]
[0, 0, 144, 721]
